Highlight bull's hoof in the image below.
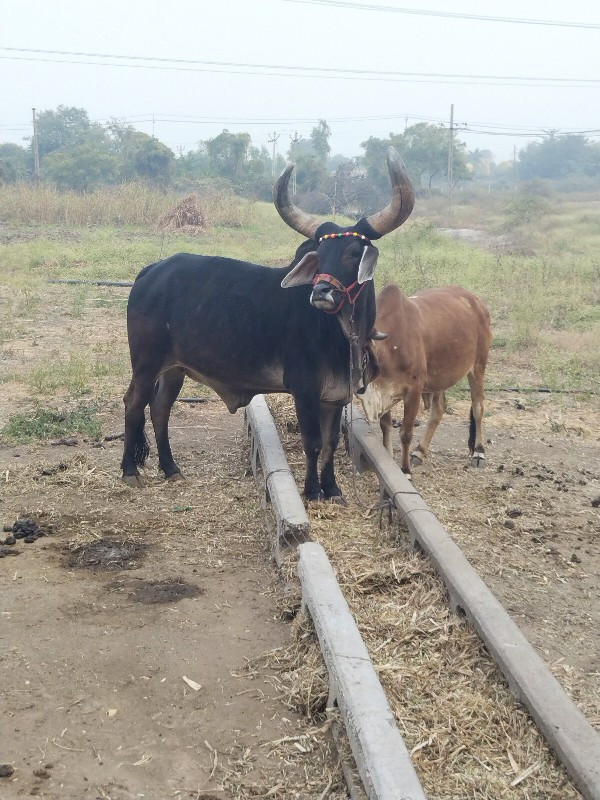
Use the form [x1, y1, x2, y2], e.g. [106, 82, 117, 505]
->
[328, 494, 348, 506]
[122, 474, 144, 489]
[410, 452, 423, 467]
[471, 453, 485, 468]
[166, 471, 185, 482]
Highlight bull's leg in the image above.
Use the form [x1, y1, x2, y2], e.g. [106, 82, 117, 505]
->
[467, 370, 486, 467]
[412, 391, 445, 466]
[122, 314, 170, 488]
[121, 375, 157, 488]
[319, 403, 344, 502]
[150, 368, 185, 480]
[399, 389, 422, 474]
[293, 393, 323, 502]
[380, 410, 394, 456]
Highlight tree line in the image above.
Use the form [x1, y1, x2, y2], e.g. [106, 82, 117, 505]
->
[1, 106, 599, 214]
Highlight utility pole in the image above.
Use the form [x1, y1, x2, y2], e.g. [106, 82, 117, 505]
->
[152, 114, 155, 138]
[513, 144, 517, 189]
[289, 130, 300, 194]
[268, 131, 280, 176]
[447, 104, 454, 216]
[32, 107, 41, 183]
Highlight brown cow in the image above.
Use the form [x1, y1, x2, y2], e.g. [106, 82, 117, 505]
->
[358, 284, 492, 473]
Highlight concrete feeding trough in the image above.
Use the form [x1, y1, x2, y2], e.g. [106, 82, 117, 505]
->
[344, 404, 600, 800]
[245, 395, 311, 563]
[245, 395, 427, 799]
[299, 541, 427, 800]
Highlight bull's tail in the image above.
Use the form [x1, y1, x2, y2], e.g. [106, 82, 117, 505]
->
[121, 415, 150, 470]
[134, 416, 150, 468]
[468, 407, 476, 455]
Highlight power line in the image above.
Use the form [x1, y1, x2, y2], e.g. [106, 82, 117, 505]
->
[1, 49, 599, 88]
[281, 0, 600, 30]
[4, 109, 598, 141]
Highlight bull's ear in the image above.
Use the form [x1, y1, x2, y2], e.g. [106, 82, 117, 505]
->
[281, 252, 320, 288]
[357, 244, 379, 284]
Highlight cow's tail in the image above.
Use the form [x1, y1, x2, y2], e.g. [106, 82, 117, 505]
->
[468, 407, 476, 455]
[130, 415, 150, 469]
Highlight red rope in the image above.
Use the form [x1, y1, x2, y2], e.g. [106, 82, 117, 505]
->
[312, 273, 368, 315]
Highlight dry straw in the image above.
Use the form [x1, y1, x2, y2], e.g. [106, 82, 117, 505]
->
[264, 394, 584, 800]
[156, 193, 207, 234]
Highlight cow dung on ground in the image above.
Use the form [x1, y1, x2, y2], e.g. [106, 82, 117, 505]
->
[106, 577, 204, 604]
[64, 538, 148, 571]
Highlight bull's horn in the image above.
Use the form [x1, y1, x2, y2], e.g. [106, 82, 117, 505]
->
[369, 328, 388, 341]
[365, 147, 415, 237]
[273, 165, 321, 240]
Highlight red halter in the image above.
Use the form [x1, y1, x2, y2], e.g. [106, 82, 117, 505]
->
[312, 273, 368, 315]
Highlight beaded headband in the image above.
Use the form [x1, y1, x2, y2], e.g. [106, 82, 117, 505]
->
[318, 231, 371, 244]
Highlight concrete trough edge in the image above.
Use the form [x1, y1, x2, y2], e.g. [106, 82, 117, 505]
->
[245, 396, 311, 559]
[245, 395, 427, 800]
[344, 404, 600, 800]
[299, 542, 427, 800]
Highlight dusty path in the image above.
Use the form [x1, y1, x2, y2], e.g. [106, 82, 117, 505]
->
[0, 401, 343, 800]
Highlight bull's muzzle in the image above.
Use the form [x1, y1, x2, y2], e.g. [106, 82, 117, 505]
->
[310, 281, 337, 311]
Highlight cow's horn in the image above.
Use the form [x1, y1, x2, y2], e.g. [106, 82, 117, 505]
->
[364, 147, 415, 237]
[369, 328, 388, 341]
[273, 165, 321, 240]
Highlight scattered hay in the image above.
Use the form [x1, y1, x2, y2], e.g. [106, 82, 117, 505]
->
[266, 394, 584, 799]
[155, 193, 207, 234]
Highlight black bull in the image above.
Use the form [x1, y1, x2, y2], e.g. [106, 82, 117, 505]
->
[121, 148, 414, 501]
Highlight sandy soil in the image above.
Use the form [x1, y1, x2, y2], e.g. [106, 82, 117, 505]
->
[0, 402, 345, 800]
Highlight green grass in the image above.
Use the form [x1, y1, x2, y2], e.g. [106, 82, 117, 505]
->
[24, 349, 129, 395]
[1, 405, 101, 443]
[1, 183, 599, 401]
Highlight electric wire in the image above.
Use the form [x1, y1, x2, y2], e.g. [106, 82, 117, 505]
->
[280, 0, 600, 30]
[1, 47, 598, 88]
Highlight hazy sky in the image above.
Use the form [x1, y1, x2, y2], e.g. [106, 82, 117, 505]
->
[2, 0, 599, 164]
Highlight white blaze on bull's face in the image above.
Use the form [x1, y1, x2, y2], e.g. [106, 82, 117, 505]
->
[357, 380, 397, 423]
[357, 382, 386, 423]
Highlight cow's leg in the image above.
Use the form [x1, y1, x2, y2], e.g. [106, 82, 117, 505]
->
[380, 410, 394, 456]
[293, 393, 323, 502]
[122, 315, 169, 487]
[399, 389, 421, 474]
[319, 403, 344, 502]
[412, 391, 445, 466]
[467, 370, 486, 467]
[122, 374, 156, 488]
[150, 368, 185, 480]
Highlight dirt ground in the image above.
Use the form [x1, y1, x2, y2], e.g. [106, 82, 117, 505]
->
[0, 401, 346, 800]
[0, 267, 598, 798]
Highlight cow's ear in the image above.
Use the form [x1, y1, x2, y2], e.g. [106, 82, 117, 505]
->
[357, 244, 379, 284]
[281, 252, 320, 288]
